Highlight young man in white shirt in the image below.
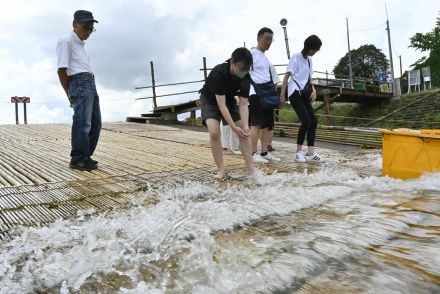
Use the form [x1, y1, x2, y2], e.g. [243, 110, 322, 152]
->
[249, 27, 281, 163]
[56, 10, 102, 171]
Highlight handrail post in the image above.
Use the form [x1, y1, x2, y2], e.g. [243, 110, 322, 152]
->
[274, 108, 280, 122]
[322, 89, 334, 125]
[150, 61, 157, 111]
[202, 57, 208, 81]
[24, 102, 27, 124]
[326, 70, 329, 87]
[15, 102, 19, 125]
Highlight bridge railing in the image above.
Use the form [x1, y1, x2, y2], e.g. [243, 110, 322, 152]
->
[272, 64, 382, 93]
[134, 58, 382, 113]
[133, 61, 206, 111]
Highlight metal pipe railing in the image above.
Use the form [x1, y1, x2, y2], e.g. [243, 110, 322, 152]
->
[135, 79, 204, 90]
[135, 90, 200, 101]
[135, 57, 386, 112]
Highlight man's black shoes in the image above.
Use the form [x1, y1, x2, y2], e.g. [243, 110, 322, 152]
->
[69, 160, 98, 171]
[87, 158, 98, 165]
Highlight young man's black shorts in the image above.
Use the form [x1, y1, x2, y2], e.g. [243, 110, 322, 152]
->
[201, 94, 240, 126]
[249, 94, 274, 130]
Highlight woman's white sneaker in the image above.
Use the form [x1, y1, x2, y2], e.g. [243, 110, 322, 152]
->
[305, 152, 325, 163]
[295, 151, 306, 163]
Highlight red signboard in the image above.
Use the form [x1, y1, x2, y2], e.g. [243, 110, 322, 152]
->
[11, 96, 30, 103]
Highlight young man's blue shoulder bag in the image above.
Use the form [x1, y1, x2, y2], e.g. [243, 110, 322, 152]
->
[250, 67, 280, 110]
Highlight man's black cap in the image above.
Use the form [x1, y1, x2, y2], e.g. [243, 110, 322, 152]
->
[74, 10, 98, 23]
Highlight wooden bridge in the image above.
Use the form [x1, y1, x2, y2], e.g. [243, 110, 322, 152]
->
[127, 84, 393, 124]
[127, 58, 393, 124]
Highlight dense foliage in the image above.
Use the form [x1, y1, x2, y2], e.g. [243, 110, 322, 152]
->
[333, 44, 389, 80]
[409, 12, 440, 85]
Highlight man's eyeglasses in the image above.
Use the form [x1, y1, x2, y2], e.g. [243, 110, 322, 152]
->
[80, 24, 96, 33]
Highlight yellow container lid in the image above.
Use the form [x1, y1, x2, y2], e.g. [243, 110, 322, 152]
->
[421, 129, 440, 136]
[379, 128, 440, 139]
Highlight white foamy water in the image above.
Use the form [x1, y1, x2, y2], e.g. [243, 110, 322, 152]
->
[1, 157, 440, 293]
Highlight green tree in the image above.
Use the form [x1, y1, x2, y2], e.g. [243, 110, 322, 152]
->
[333, 44, 389, 80]
[409, 12, 440, 86]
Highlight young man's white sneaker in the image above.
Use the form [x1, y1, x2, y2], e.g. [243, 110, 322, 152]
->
[305, 152, 326, 163]
[262, 152, 281, 162]
[252, 153, 269, 163]
[295, 151, 306, 163]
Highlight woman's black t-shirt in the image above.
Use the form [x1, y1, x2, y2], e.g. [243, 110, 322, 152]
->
[200, 62, 250, 106]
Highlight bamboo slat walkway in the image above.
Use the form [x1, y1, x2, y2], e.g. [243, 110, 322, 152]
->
[0, 122, 380, 240]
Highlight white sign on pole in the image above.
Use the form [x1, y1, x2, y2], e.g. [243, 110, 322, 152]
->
[422, 66, 431, 78]
[408, 69, 421, 93]
[421, 66, 432, 90]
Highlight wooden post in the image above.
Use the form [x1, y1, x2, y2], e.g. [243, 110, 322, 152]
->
[322, 89, 334, 125]
[274, 109, 279, 122]
[150, 61, 157, 111]
[190, 110, 196, 119]
[23, 102, 27, 124]
[202, 57, 208, 81]
[274, 83, 283, 122]
[199, 57, 208, 122]
[15, 102, 19, 125]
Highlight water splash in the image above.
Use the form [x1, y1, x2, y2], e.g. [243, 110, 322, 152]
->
[1, 163, 439, 293]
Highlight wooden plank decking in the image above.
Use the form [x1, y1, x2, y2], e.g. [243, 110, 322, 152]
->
[0, 122, 380, 240]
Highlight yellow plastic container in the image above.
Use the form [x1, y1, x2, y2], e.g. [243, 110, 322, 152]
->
[379, 128, 440, 179]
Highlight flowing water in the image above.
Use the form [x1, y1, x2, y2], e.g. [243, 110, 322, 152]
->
[1, 154, 440, 293]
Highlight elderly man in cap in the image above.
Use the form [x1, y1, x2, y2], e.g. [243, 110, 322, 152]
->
[56, 10, 101, 171]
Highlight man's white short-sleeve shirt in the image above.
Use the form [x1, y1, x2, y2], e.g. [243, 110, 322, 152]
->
[56, 31, 93, 76]
[249, 48, 278, 95]
[286, 53, 314, 97]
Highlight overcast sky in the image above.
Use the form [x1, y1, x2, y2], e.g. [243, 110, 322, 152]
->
[0, 0, 438, 125]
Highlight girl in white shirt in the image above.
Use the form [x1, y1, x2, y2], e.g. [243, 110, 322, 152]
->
[280, 35, 325, 163]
